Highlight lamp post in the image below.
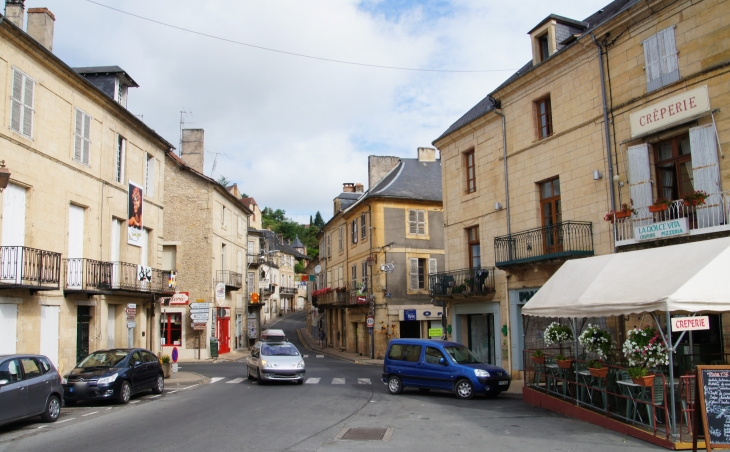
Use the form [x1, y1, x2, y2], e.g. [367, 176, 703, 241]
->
[367, 255, 376, 359]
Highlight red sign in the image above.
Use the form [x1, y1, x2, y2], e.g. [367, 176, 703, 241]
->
[169, 292, 190, 305]
[366, 316, 374, 328]
[356, 296, 367, 305]
[125, 308, 137, 315]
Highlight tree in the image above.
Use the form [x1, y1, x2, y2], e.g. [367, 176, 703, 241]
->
[309, 215, 313, 226]
[260, 206, 320, 259]
[313, 211, 325, 228]
[217, 175, 230, 187]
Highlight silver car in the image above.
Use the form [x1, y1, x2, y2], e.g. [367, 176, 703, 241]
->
[0, 354, 63, 426]
[246, 341, 305, 384]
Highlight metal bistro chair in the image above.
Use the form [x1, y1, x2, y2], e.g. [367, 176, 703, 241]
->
[615, 370, 637, 421]
[545, 357, 560, 395]
[681, 374, 696, 434]
[533, 357, 547, 387]
[641, 373, 665, 428]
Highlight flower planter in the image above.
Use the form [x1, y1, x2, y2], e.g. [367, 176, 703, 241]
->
[162, 362, 172, 379]
[556, 359, 573, 369]
[532, 356, 545, 365]
[588, 367, 608, 378]
[614, 210, 632, 220]
[631, 375, 655, 387]
[649, 204, 668, 213]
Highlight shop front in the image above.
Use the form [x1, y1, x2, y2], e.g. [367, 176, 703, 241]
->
[509, 288, 539, 373]
[450, 302, 501, 366]
[396, 307, 444, 339]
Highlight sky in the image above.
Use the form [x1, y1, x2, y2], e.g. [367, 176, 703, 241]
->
[26, 0, 611, 223]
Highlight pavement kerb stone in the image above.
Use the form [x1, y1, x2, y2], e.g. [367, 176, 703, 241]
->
[164, 371, 209, 386]
[297, 328, 384, 366]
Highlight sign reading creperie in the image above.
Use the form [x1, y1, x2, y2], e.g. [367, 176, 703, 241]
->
[630, 85, 710, 138]
[672, 315, 710, 332]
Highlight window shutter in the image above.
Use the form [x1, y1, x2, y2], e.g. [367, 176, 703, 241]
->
[428, 258, 437, 275]
[690, 124, 724, 227]
[10, 70, 22, 133]
[643, 34, 662, 92]
[408, 210, 417, 234]
[658, 27, 679, 87]
[82, 113, 91, 165]
[74, 109, 83, 162]
[22, 76, 34, 137]
[147, 157, 156, 197]
[417, 210, 425, 234]
[409, 258, 419, 290]
[627, 144, 653, 221]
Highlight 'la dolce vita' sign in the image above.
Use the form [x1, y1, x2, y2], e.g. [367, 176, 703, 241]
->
[635, 217, 689, 241]
[630, 85, 710, 137]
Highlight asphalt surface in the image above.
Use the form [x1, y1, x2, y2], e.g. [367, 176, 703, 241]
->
[0, 313, 662, 451]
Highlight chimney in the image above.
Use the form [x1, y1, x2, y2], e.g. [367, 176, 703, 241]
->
[418, 147, 436, 162]
[342, 183, 355, 193]
[354, 183, 364, 193]
[368, 155, 400, 190]
[180, 129, 205, 174]
[27, 7, 54, 52]
[4, 0, 24, 29]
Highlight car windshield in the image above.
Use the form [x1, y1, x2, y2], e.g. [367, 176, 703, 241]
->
[443, 345, 482, 364]
[261, 343, 300, 356]
[77, 351, 129, 368]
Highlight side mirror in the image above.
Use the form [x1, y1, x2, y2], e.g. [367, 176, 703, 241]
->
[0, 379, 9, 387]
[134, 361, 142, 367]
[439, 357, 447, 365]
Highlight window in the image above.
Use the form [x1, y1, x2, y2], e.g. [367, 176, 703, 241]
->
[115, 135, 126, 183]
[655, 134, 693, 201]
[351, 264, 357, 288]
[535, 96, 553, 139]
[465, 150, 476, 193]
[409, 257, 426, 290]
[351, 220, 358, 244]
[74, 108, 91, 165]
[425, 346, 446, 365]
[467, 227, 480, 269]
[0, 359, 21, 383]
[221, 205, 227, 226]
[142, 351, 157, 363]
[338, 225, 343, 251]
[408, 209, 426, 235]
[247, 272, 255, 294]
[327, 235, 331, 258]
[540, 178, 562, 253]
[361, 261, 367, 285]
[20, 358, 41, 379]
[145, 154, 155, 197]
[387, 344, 422, 361]
[10, 68, 34, 138]
[221, 243, 226, 271]
[428, 258, 437, 290]
[361, 213, 367, 239]
[160, 313, 182, 346]
[117, 83, 124, 104]
[538, 34, 550, 62]
[643, 26, 679, 92]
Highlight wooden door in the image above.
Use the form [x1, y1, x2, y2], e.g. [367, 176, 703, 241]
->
[540, 178, 562, 254]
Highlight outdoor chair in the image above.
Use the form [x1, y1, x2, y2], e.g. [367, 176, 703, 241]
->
[641, 373, 665, 428]
[533, 359, 546, 386]
[681, 375, 696, 434]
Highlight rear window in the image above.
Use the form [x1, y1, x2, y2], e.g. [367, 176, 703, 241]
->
[387, 344, 421, 362]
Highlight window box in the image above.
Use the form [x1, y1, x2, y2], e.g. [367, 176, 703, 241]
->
[648, 204, 668, 213]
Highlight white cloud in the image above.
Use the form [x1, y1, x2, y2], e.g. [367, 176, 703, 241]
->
[29, 0, 610, 223]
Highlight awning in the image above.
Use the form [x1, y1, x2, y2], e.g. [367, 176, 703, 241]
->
[522, 237, 730, 318]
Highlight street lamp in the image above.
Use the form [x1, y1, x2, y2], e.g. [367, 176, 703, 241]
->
[0, 161, 11, 192]
[366, 255, 376, 359]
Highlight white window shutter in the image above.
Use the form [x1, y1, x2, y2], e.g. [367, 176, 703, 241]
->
[10, 70, 22, 133]
[417, 210, 425, 234]
[690, 124, 724, 227]
[643, 34, 662, 92]
[74, 109, 83, 162]
[658, 27, 679, 87]
[82, 113, 91, 165]
[22, 77, 34, 137]
[409, 258, 419, 290]
[627, 144, 653, 221]
[428, 258, 437, 290]
[408, 210, 417, 234]
[147, 157, 156, 197]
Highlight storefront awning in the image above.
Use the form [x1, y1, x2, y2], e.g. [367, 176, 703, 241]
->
[522, 237, 730, 318]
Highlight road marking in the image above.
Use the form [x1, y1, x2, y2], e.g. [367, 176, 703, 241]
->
[106, 407, 112, 410]
[82, 411, 99, 417]
[332, 378, 345, 384]
[358, 378, 371, 385]
[147, 395, 162, 399]
[303, 355, 309, 358]
[167, 390, 178, 394]
[305, 378, 320, 384]
[56, 418, 76, 424]
[130, 401, 140, 404]
[178, 384, 199, 391]
[37, 425, 46, 429]
[316, 355, 324, 358]
[227, 378, 244, 384]
[210, 377, 225, 384]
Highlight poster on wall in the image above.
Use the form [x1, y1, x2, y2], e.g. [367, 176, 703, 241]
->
[127, 181, 144, 247]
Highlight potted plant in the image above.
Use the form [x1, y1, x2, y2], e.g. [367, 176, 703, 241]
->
[683, 190, 709, 207]
[622, 326, 668, 386]
[555, 353, 573, 369]
[160, 354, 172, 378]
[627, 366, 654, 386]
[614, 201, 638, 220]
[544, 322, 573, 367]
[649, 198, 672, 213]
[578, 324, 612, 361]
[586, 360, 608, 378]
[532, 349, 545, 364]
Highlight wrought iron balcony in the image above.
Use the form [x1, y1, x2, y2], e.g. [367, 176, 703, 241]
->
[261, 284, 274, 294]
[216, 270, 242, 290]
[0, 246, 61, 292]
[64, 259, 173, 295]
[429, 267, 495, 298]
[247, 253, 261, 266]
[494, 221, 594, 267]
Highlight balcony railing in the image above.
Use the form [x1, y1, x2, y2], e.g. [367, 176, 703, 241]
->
[613, 191, 730, 246]
[0, 246, 61, 291]
[247, 253, 261, 265]
[429, 267, 495, 297]
[217, 270, 242, 290]
[494, 221, 594, 267]
[316, 290, 349, 305]
[64, 259, 173, 294]
[261, 284, 274, 293]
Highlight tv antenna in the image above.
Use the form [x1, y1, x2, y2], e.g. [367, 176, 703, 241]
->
[208, 149, 228, 180]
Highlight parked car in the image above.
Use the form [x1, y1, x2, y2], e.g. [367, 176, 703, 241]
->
[260, 329, 287, 342]
[246, 341, 305, 384]
[62, 349, 164, 405]
[382, 339, 511, 399]
[0, 354, 63, 426]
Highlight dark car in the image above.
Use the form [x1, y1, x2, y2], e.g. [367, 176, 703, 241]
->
[0, 354, 63, 426]
[62, 348, 164, 405]
[382, 339, 511, 399]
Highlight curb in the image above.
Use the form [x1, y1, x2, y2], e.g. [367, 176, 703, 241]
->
[165, 372, 209, 386]
[297, 328, 382, 366]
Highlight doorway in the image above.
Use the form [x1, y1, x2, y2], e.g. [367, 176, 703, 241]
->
[217, 317, 230, 354]
[400, 321, 421, 339]
[40, 306, 60, 368]
[76, 306, 91, 363]
[107, 305, 116, 349]
[539, 178, 562, 254]
[468, 314, 494, 364]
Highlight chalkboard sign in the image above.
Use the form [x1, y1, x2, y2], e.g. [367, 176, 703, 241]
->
[694, 365, 730, 451]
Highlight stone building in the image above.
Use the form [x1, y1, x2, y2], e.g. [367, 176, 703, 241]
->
[163, 129, 251, 360]
[432, 0, 730, 377]
[0, 2, 174, 373]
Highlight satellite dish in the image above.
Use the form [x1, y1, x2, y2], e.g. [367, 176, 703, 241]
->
[314, 265, 321, 274]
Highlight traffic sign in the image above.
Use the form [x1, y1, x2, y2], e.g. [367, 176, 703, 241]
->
[191, 323, 207, 330]
[126, 315, 135, 321]
[189, 302, 210, 309]
[127, 303, 137, 309]
[125, 308, 136, 315]
[190, 313, 209, 320]
[366, 316, 375, 328]
[189, 309, 208, 315]
[171, 347, 178, 363]
[127, 321, 137, 328]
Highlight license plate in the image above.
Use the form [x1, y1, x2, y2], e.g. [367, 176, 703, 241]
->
[498, 380, 509, 386]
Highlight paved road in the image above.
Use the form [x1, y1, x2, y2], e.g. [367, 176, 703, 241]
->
[0, 313, 661, 451]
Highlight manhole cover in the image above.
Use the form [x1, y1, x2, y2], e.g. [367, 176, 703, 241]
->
[336, 427, 394, 441]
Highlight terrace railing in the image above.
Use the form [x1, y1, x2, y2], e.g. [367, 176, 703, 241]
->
[216, 270, 243, 290]
[1, 246, 61, 291]
[494, 221, 594, 267]
[429, 267, 495, 297]
[64, 258, 172, 294]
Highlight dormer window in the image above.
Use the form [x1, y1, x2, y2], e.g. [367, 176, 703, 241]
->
[528, 15, 587, 66]
[538, 34, 550, 62]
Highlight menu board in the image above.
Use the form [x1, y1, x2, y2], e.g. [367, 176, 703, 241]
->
[695, 365, 730, 451]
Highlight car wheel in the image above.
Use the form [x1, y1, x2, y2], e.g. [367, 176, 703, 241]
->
[41, 395, 61, 422]
[118, 381, 131, 404]
[257, 369, 266, 385]
[247, 367, 254, 380]
[454, 379, 474, 400]
[387, 376, 402, 395]
[152, 374, 164, 394]
[418, 388, 431, 393]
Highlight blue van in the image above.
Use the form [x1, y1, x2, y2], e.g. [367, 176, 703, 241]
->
[382, 339, 510, 399]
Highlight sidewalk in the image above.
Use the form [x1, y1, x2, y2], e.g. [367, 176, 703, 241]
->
[297, 327, 523, 398]
[164, 370, 209, 386]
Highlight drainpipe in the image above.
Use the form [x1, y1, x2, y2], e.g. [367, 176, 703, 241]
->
[591, 33, 617, 253]
[489, 96, 511, 242]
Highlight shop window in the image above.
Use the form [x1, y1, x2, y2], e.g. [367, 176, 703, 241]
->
[464, 150, 476, 193]
[467, 226, 480, 269]
[535, 96, 553, 139]
[654, 134, 693, 201]
[161, 313, 182, 346]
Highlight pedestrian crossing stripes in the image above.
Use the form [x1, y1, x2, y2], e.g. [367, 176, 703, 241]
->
[209, 377, 225, 384]
[332, 378, 345, 384]
[305, 378, 321, 384]
[358, 378, 371, 385]
[207, 377, 373, 385]
[226, 378, 244, 384]
[303, 355, 309, 358]
[316, 355, 324, 358]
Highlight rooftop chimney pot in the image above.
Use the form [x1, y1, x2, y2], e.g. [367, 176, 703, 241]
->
[4, 0, 25, 29]
[27, 7, 55, 52]
[180, 129, 205, 174]
[342, 183, 355, 193]
[417, 147, 437, 162]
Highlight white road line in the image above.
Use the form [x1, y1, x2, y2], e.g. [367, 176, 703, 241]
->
[178, 384, 199, 391]
[210, 377, 225, 384]
[167, 390, 178, 394]
[129, 401, 140, 404]
[358, 378, 371, 385]
[82, 411, 99, 417]
[316, 355, 324, 358]
[37, 426, 46, 429]
[332, 378, 345, 384]
[303, 355, 309, 358]
[56, 418, 76, 424]
[105, 407, 113, 410]
[147, 395, 162, 399]
[227, 378, 244, 384]
[305, 378, 320, 384]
